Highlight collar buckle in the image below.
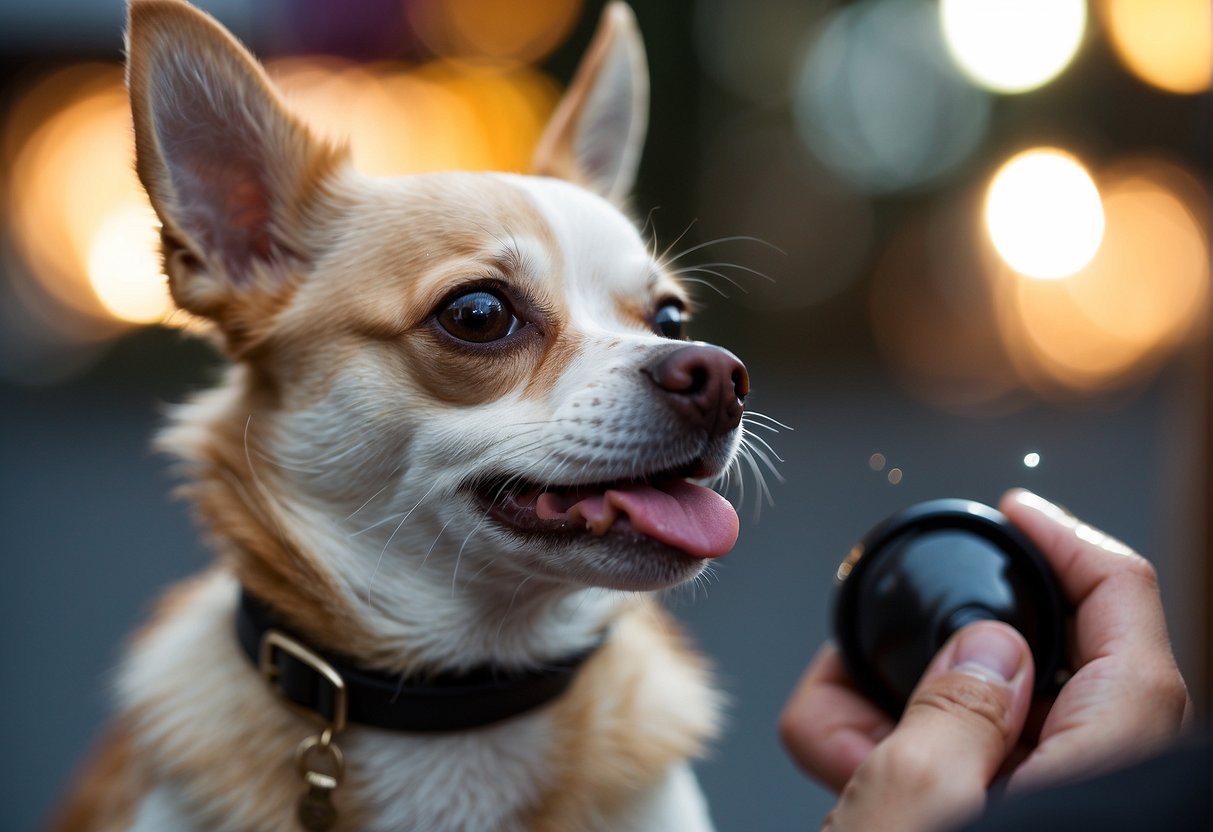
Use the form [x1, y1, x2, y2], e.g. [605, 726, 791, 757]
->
[259, 628, 348, 735]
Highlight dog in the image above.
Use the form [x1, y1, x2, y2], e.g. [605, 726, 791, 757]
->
[50, 1, 752, 829]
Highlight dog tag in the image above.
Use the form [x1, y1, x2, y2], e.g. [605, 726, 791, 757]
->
[297, 771, 338, 831]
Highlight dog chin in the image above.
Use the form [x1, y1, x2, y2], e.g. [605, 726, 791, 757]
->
[505, 531, 710, 592]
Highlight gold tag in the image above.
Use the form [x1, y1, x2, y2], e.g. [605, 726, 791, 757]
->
[297, 771, 338, 831]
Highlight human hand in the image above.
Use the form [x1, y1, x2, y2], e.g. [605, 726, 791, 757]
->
[780, 489, 1191, 832]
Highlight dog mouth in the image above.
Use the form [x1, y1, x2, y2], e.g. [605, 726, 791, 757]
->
[471, 463, 740, 560]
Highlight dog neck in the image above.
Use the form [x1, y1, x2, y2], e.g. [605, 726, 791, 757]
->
[159, 366, 628, 679]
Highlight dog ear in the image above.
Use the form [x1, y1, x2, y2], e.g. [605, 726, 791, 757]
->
[532, 2, 649, 205]
[125, 0, 345, 351]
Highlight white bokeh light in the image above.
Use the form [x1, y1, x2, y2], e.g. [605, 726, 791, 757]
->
[985, 149, 1104, 280]
[793, 0, 991, 194]
[941, 0, 1087, 94]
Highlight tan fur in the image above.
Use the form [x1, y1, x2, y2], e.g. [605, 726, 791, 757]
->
[528, 602, 719, 831]
[55, 2, 733, 829]
[47, 720, 145, 832]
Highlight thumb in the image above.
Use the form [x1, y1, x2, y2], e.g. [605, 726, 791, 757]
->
[825, 622, 1034, 832]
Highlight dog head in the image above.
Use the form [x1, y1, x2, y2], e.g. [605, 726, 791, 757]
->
[127, 0, 750, 626]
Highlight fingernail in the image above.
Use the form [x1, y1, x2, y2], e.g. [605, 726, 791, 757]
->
[1074, 522, 1138, 558]
[951, 624, 1026, 684]
[1011, 489, 1073, 524]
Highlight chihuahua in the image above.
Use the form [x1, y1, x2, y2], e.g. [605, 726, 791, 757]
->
[51, 1, 752, 829]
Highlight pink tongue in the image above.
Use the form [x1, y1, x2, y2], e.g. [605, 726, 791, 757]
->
[538, 481, 739, 559]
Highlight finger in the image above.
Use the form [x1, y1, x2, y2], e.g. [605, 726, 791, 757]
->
[999, 489, 1189, 789]
[827, 622, 1034, 832]
[999, 489, 1172, 664]
[779, 643, 895, 792]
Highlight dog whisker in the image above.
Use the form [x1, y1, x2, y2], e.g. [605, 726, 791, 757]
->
[737, 439, 776, 511]
[639, 205, 661, 259]
[741, 433, 785, 482]
[492, 574, 535, 656]
[677, 276, 731, 299]
[742, 409, 794, 431]
[349, 511, 413, 538]
[671, 266, 750, 295]
[454, 507, 498, 596]
[346, 465, 404, 521]
[657, 217, 699, 264]
[662, 233, 785, 266]
[245, 431, 370, 470]
[738, 448, 767, 523]
[369, 478, 443, 602]
[674, 260, 776, 284]
[242, 414, 292, 549]
[743, 429, 786, 467]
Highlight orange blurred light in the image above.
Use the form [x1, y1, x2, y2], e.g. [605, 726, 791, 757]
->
[4, 65, 163, 333]
[409, 0, 582, 67]
[87, 203, 174, 324]
[997, 159, 1209, 393]
[1102, 0, 1212, 94]
[270, 59, 558, 176]
[4, 58, 561, 350]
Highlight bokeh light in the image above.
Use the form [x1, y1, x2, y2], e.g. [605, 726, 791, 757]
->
[792, 0, 991, 194]
[408, 0, 581, 68]
[985, 149, 1104, 280]
[1, 54, 561, 376]
[994, 161, 1213, 395]
[86, 204, 173, 324]
[270, 59, 559, 176]
[941, 0, 1087, 94]
[996, 158, 1209, 393]
[1102, 0, 1212, 94]
[4, 65, 156, 332]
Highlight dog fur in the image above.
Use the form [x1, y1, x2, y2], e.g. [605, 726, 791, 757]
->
[50, 2, 751, 829]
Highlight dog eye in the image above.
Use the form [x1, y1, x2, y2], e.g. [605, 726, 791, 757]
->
[437, 291, 521, 343]
[653, 300, 687, 340]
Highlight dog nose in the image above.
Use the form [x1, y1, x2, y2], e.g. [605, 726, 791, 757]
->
[641, 344, 749, 437]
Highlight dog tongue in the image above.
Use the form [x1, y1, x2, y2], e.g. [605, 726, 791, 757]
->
[539, 481, 739, 559]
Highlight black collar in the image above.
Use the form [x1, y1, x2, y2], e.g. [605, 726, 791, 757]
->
[235, 589, 605, 734]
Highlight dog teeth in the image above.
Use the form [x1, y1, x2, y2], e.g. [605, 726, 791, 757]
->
[568, 500, 618, 536]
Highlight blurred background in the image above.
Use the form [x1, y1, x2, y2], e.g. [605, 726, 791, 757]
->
[1, 0, 1208, 829]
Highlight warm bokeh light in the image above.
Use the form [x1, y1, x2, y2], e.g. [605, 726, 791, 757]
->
[87, 204, 173, 324]
[4, 65, 151, 332]
[997, 158, 1209, 393]
[2, 57, 560, 362]
[1102, 0, 1212, 94]
[941, 0, 1086, 94]
[271, 59, 559, 177]
[985, 149, 1104, 280]
[408, 0, 581, 67]
[793, 0, 991, 194]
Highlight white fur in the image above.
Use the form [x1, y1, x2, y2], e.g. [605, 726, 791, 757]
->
[119, 571, 717, 831]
